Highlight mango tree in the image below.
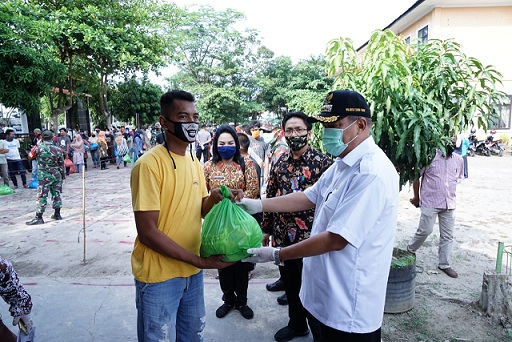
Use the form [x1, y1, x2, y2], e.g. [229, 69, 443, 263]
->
[325, 29, 507, 188]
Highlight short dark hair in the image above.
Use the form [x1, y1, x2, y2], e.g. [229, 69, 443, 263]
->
[5, 129, 14, 135]
[212, 124, 241, 165]
[160, 90, 195, 117]
[240, 124, 251, 135]
[237, 132, 250, 151]
[282, 112, 312, 131]
[250, 120, 261, 129]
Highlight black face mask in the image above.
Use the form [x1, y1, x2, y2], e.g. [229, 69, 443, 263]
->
[285, 135, 308, 151]
[6, 137, 13, 142]
[163, 118, 199, 143]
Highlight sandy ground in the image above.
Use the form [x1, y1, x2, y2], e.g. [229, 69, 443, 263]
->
[1, 151, 512, 341]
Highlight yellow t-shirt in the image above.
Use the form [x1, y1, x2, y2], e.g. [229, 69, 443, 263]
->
[130, 145, 208, 283]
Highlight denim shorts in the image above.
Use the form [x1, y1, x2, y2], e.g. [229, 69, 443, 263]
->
[135, 271, 205, 342]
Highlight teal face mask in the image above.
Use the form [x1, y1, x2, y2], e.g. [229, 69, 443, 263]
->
[322, 120, 358, 156]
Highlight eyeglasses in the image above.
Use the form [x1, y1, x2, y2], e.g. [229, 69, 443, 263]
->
[284, 128, 308, 136]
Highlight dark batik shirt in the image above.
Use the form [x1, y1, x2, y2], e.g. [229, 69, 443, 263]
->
[262, 146, 333, 246]
[0, 256, 32, 318]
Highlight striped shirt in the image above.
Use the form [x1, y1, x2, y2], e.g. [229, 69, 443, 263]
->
[420, 149, 463, 209]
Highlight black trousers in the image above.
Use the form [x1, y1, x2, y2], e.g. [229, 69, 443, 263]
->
[195, 144, 209, 163]
[280, 258, 322, 339]
[218, 261, 253, 307]
[319, 324, 381, 342]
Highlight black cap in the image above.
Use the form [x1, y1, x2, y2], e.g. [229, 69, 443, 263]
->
[309, 90, 371, 123]
[42, 130, 54, 139]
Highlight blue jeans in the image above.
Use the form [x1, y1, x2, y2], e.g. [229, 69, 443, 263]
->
[135, 271, 205, 342]
[90, 149, 99, 167]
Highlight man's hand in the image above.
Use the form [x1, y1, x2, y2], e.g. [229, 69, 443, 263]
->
[13, 314, 33, 334]
[210, 188, 244, 204]
[198, 255, 234, 269]
[410, 197, 420, 208]
[236, 198, 262, 214]
[243, 247, 276, 263]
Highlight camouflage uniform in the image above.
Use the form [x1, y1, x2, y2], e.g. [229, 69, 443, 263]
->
[33, 141, 65, 214]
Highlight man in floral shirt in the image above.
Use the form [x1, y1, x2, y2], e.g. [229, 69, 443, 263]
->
[0, 256, 33, 337]
[262, 112, 333, 342]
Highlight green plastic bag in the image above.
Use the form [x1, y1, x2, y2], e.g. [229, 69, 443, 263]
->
[0, 184, 14, 195]
[201, 185, 262, 262]
[122, 153, 132, 163]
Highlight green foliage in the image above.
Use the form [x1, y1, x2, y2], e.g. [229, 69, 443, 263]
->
[165, 5, 263, 124]
[110, 77, 162, 127]
[326, 30, 507, 188]
[0, 0, 66, 111]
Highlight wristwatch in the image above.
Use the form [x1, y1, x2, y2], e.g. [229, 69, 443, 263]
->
[273, 248, 284, 266]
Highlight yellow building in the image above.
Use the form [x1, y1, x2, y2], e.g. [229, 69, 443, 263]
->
[363, 0, 512, 138]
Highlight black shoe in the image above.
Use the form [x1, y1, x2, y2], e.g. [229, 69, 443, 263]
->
[26, 214, 44, 225]
[266, 278, 285, 292]
[51, 208, 62, 220]
[274, 326, 309, 342]
[215, 303, 233, 318]
[236, 305, 254, 319]
[277, 293, 288, 305]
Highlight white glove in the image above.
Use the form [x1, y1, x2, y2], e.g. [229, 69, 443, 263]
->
[243, 247, 277, 263]
[236, 198, 263, 214]
[13, 313, 33, 334]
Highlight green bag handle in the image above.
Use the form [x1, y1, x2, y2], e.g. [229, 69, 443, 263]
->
[220, 185, 231, 198]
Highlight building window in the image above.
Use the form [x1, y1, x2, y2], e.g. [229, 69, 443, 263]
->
[418, 25, 428, 44]
[405, 36, 411, 45]
[490, 95, 511, 129]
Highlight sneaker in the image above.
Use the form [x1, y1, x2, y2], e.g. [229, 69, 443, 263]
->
[236, 305, 253, 319]
[23, 184, 28, 188]
[277, 293, 288, 305]
[13, 186, 19, 189]
[274, 326, 310, 342]
[215, 303, 233, 318]
[266, 278, 285, 292]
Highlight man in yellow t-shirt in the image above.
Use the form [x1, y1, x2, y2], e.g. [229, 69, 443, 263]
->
[130, 90, 239, 342]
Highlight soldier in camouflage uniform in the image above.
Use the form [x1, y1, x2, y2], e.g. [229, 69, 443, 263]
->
[26, 130, 65, 226]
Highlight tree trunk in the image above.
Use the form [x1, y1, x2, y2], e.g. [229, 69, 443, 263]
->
[479, 270, 512, 325]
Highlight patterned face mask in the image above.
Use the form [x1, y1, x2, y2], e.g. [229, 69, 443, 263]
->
[285, 135, 308, 151]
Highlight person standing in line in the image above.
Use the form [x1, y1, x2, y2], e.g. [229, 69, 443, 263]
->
[407, 140, 464, 278]
[97, 131, 109, 170]
[4, 129, 28, 189]
[455, 132, 470, 178]
[0, 256, 34, 339]
[57, 128, 71, 176]
[88, 133, 100, 168]
[30, 128, 42, 181]
[70, 130, 85, 173]
[80, 130, 90, 171]
[26, 130, 65, 225]
[263, 112, 333, 342]
[203, 125, 260, 320]
[0, 132, 11, 188]
[248, 121, 269, 184]
[238, 90, 399, 342]
[196, 124, 212, 163]
[130, 90, 239, 342]
[105, 128, 116, 164]
[114, 132, 130, 169]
